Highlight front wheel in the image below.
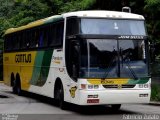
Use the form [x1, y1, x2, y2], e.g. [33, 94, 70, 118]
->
[55, 83, 67, 110]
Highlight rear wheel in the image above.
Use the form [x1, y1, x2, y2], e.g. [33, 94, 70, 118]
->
[11, 73, 16, 94]
[12, 80, 17, 94]
[12, 74, 22, 96]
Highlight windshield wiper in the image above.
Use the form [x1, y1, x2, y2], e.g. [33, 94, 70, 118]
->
[102, 52, 118, 79]
[119, 47, 138, 80]
[124, 60, 138, 80]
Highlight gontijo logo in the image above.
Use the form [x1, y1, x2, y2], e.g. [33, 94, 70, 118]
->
[15, 54, 31, 63]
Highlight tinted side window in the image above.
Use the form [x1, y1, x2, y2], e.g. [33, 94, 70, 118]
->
[66, 17, 79, 36]
[40, 27, 48, 48]
[13, 33, 20, 50]
[30, 30, 37, 48]
[5, 34, 14, 51]
[21, 31, 29, 49]
[49, 21, 64, 47]
[57, 22, 64, 45]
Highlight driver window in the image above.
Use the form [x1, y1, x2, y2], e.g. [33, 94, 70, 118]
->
[69, 40, 80, 81]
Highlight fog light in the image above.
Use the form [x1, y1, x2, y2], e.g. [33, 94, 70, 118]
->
[88, 85, 94, 89]
[94, 85, 99, 89]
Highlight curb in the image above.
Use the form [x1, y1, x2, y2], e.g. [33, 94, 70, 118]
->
[148, 102, 160, 106]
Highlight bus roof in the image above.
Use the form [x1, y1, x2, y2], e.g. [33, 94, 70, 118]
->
[5, 15, 63, 35]
[62, 10, 144, 19]
[5, 10, 144, 35]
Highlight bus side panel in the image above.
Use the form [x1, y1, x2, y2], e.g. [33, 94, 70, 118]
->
[3, 51, 37, 90]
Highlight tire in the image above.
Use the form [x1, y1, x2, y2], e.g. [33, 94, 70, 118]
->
[111, 104, 121, 111]
[12, 74, 22, 96]
[59, 84, 67, 110]
[12, 80, 17, 94]
[16, 82, 21, 96]
[11, 74, 16, 94]
[55, 83, 67, 110]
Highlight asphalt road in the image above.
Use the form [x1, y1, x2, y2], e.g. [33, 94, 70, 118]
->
[0, 83, 160, 120]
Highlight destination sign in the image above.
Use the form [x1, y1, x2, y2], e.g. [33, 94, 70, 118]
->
[118, 35, 146, 40]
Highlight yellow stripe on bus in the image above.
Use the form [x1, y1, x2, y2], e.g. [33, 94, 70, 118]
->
[87, 78, 129, 85]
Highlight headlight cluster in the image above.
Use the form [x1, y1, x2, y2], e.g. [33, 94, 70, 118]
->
[88, 85, 99, 89]
[80, 84, 99, 90]
[139, 84, 149, 88]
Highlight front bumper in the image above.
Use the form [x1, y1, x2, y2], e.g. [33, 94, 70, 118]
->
[75, 89, 150, 105]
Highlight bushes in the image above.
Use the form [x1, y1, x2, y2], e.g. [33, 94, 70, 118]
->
[151, 84, 160, 101]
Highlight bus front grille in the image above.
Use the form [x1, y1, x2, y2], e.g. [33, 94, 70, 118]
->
[102, 84, 136, 88]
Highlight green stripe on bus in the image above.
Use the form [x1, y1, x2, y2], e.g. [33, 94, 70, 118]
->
[38, 50, 53, 86]
[127, 78, 150, 84]
[30, 51, 45, 85]
[30, 50, 53, 86]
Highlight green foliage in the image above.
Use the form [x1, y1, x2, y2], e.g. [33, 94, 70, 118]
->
[59, 0, 96, 13]
[48, 0, 96, 14]
[144, 0, 160, 43]
[151, 84, 160, 101]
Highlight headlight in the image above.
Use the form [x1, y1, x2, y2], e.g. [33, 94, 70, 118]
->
[88, 85, 99, 89]
[144, 84, 149, 88]
[139, 84, 149, 88]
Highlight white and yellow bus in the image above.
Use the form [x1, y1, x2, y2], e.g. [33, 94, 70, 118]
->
[3, 10, 151, 110]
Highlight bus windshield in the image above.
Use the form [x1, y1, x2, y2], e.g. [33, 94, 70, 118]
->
[80, 19, 146, 35]
[66, 18, 149, 79]
[79, 39, 148, 79]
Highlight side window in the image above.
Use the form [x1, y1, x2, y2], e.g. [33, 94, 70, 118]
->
[26, 31, 30, 48]
[28, 30, 32, 48]
[13, 33, 20, 50]
[29, 29, 39, 48]
[41, 27, 48, 47]
[48, 25, 53, 46]
[50, 24, 56, 46]
[8, 34, 14, 50]
[21, 31, 28, 49]
[4, 35, 11, 51]
[7, 34, 13, 51]
[49, 21, 64, 47]
[66, 17, 79, 36]
[57, 22, 64, 45]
